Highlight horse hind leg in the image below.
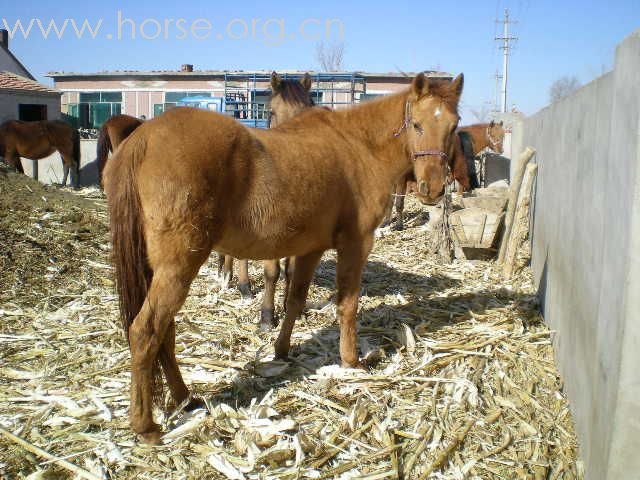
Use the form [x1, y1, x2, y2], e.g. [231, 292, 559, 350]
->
[60, 151, 78, 188]
[61, 162, 69, 186]
[156, 318, 205, 411]
[274, 252, 322, 360]
[237, 259, 253, 301]
[259, 259, 281, 331]
[158, 320, 189, 404]
[129, 234, 210, 443]
[283, 256, 295, 312]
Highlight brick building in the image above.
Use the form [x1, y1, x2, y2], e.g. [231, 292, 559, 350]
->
[0, 29, 61, 124]
[47, 65, 451, 129]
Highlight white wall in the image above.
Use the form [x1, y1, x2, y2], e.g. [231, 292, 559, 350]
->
[511, 29, 640, 480]
[20, 139, 99, 186]
[0, 92, 61, 123]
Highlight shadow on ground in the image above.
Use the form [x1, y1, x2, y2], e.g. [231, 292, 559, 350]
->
[188, 259, 538, 410]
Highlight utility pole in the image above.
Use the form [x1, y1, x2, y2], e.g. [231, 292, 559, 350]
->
[495, 9, 517, 113]
[493, 70, 503, 113]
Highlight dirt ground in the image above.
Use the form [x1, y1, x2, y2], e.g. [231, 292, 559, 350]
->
[0, 167, 582, 479]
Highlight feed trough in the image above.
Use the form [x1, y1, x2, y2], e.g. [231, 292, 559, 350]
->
[449, 190, 508, 258]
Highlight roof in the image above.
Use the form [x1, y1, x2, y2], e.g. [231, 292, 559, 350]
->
[0, 43, 35, 80]
[0, 71, 60, 95]
[46, 69, 452, 81]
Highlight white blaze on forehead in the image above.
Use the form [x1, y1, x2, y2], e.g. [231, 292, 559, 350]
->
[434, 107, 442, 118]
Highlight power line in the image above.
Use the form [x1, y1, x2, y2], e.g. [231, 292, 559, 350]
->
[495, 8, 518, 113]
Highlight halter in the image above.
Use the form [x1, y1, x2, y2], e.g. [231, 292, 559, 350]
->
[394, 101, 449, 162]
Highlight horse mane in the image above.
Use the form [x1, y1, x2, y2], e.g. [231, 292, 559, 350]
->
[275, 79, 315, 106]
[422, 78, 462, 114]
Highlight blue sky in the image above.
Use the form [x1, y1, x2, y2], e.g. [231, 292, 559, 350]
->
[2, 0, 638, 121]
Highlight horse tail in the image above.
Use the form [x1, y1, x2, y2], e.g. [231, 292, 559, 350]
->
[96, 126, 111, 186]
[105, 135, 152, 341]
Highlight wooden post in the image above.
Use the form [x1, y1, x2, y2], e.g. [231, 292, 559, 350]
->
[498, 146, 536, 263]
[503, 162, 538, 278]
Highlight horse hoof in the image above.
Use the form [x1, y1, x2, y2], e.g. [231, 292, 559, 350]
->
[184, 397, 206, 412]
[219, 278, 231, 290]
[259, 309, 278, 331]
[274, 352, 290, 362]
[239, 283, 254, 301]
[139, 429, 163, 445]
[341, 359, 365, 370]
[391, 223, 404, 231]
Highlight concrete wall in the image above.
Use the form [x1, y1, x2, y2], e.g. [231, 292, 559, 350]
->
[0, 92, 61, 123]
[511, 30, 640, 480]
[20, 139, 99, 187]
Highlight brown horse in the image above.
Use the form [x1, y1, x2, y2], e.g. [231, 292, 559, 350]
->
[94, 77, 311, 328]
[387, 120, 505, 230]
[459, 120, 505, 155]
[96, 114, 144, 185]
[104, 73, 463, 442]
[219, 72, 314, 330]
[0, 120, 80, 187]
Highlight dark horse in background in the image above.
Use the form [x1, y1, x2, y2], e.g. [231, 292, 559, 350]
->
[0, 120, 80, 188]
[220, 72, 315, 330]
[96, 114, 144, 185]
[104, 73, 464, 442]
[388, 120, 505, 230]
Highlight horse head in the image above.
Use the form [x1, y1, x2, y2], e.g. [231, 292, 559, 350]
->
[269, 72, 314, 127]
[404, 73, 463, 205]
[487, 120, 505, 153]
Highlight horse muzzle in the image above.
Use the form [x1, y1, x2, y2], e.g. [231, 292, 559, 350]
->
[415, 181, 444, 205]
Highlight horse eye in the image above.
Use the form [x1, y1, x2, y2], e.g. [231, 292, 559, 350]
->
[413, 122, 421, 130]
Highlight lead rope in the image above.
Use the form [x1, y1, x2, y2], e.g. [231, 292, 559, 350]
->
[437, 162, 454, 263]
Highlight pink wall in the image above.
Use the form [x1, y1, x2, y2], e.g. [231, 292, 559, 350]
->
[53, 75, 423, 118]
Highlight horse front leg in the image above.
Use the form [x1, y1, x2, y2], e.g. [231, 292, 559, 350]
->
[237, 259, 253, 300]
[6, 150, 23, 174]
[259, 259, 281, 331]
[218, 255, 234, 289]
[274, 251, 323, 360]
[335, 235, 373, 368]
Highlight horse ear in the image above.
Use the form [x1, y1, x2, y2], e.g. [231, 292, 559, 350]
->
[499, 120, 504, 126]
[271, 71, 281, 91]
[451, 73, 464, 97]
[300, 73, 312, 91]
[489, 120, 495, 127]
[411, 73, 429, 98]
